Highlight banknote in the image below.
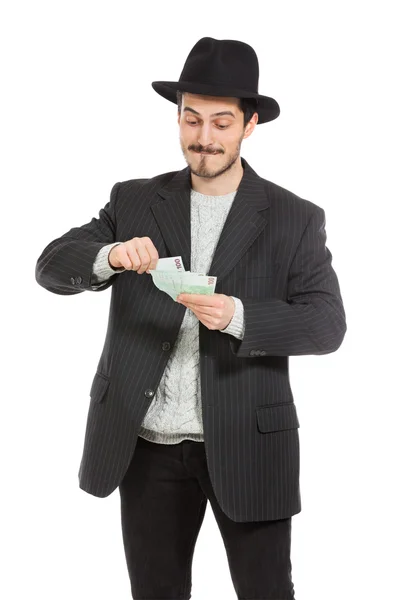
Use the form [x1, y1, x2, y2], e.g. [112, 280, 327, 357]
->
[149, 256, 217, 301]
[151, 256, 185, 273]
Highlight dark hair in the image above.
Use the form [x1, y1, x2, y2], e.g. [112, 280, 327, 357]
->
[176, 90, 258, 128]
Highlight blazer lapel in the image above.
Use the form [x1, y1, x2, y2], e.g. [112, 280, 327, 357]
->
[150, 157, 270, 283]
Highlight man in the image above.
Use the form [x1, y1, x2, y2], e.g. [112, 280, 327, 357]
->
[35, 37, 347, 600]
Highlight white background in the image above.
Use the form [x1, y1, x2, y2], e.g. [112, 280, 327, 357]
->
[2, 1, 399, 599]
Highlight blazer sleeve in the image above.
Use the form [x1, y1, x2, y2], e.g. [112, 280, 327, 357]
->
[229, 206, 347, 357]
[35, 182, 121, 295]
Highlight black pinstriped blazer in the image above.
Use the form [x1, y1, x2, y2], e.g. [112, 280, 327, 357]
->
[35, 157, 347, 522]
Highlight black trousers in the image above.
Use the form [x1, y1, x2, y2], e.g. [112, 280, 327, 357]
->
[119, 435, 296, 600]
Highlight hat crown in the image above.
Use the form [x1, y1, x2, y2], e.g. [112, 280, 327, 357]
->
[179, 37, 259, 94]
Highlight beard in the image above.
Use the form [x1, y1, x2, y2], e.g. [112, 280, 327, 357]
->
[180, 132, 244, 179]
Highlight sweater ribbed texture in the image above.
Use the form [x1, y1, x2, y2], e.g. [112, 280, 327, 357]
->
[91, 188, 245, 444]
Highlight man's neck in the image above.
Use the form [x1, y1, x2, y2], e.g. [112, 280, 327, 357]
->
[190, 157, 243, 196]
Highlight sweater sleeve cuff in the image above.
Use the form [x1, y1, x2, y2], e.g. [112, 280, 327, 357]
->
[92, 242, 126, 284]
[220, 296, 245, 340]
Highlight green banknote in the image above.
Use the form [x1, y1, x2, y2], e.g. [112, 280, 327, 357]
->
[148, 256, 217, 301]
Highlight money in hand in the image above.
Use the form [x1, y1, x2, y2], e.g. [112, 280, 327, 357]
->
[148, 256, 217, 301]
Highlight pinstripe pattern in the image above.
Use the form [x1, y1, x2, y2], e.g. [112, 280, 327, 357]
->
[35, 157, 346, 522]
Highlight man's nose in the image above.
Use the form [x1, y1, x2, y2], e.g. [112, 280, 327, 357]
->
[197, 124, 214, 147]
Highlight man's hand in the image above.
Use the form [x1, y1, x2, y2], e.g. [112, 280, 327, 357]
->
[109, 236, 159, 273]
[176, 293, 235, 330]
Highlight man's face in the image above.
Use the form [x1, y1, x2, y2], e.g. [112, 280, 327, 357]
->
[178, 93, 257, 179]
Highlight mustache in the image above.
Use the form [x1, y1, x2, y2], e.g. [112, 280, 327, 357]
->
[189, 145, 223, 154]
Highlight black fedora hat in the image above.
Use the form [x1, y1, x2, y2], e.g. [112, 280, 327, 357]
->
[152, 37, 280, 125]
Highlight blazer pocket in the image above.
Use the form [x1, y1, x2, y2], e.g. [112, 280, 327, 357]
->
[237, 261, 280, 280]
[256, 402, 300, 433]
[89, 371, 110, 404]
[236, 276, 274, 298]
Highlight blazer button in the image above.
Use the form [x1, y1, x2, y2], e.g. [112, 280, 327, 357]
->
[249, 350, 256, 356]
[145, 389, 154, 398]
[260, 350, 266, 356]
[70, 277, 76, 284]
[162, 342, 171, 351]
[76, 276, 82, 284]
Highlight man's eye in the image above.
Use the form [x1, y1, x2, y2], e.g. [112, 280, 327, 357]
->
[186, 121, 229, 129]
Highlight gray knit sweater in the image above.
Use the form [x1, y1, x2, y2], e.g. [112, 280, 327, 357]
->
[91, 189, 245, 444]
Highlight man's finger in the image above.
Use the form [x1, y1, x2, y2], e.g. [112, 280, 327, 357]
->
[182, 304, 218, 317]
[178, 293, 222, 306]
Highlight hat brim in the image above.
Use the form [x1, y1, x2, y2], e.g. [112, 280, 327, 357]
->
[151, 81, 280, 124]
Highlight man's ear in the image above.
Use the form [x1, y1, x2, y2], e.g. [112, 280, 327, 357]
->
[243, 112, 258, 139]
